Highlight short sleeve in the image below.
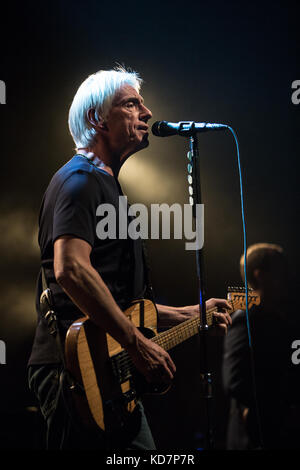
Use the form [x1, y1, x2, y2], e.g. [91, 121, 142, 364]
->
[53, 171, 102, 247]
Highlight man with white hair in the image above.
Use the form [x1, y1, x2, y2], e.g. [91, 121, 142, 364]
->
[28, 66, 231, 450]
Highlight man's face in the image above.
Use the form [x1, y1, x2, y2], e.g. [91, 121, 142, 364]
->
[104, 84, 152, 157]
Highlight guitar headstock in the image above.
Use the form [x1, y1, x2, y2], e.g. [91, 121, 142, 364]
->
[227, 286, 260, 310]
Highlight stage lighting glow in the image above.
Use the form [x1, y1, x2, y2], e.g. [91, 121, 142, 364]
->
[119, 149, 185, 206]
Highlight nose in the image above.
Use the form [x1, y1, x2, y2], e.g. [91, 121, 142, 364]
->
[140, 103, 152, 122]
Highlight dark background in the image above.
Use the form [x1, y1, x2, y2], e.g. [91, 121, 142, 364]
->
[0, 0, 299, 450]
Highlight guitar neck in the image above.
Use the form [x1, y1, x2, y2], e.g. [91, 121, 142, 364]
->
[110, 290, 259, 384]
[151, 295, 256, 352]
[151, 308, 214, 352]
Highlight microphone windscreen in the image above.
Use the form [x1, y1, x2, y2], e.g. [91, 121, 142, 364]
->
[151, 121, 162, 136]
[152, 121, 177, 137]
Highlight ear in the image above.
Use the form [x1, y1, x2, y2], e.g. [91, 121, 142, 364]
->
[86, 108, 108, 131]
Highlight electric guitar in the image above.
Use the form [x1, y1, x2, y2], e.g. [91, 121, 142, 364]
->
[64, 287, 260, 432]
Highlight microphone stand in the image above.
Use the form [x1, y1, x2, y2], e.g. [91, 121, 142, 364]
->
[188, 132, 214, 450]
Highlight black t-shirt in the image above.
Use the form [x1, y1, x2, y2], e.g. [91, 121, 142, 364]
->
[28, 155, 147, 365]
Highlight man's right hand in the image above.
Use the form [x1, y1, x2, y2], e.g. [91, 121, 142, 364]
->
[126, 330, 176, 384]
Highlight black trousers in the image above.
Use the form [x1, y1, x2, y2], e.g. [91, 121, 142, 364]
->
[28, 364, 156, 450]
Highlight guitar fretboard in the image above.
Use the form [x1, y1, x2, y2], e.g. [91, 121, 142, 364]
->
[152, 294, 259, 352]
[110, 293, 259, 383]
[152, 309, 214, 351]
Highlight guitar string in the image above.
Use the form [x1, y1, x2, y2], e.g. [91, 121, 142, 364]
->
[113, 315, 210, 377]
[113, 297, 252, 376]
[113, 297, 253, 375]
[113, 308, 216, 373]
[152, 297, 251, 350]
[112, 297, 254, 378]
[121, 297, 245, 357]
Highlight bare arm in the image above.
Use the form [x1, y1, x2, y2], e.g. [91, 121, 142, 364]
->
[54, 236, 176, 383]
[156, 299, 232, 332]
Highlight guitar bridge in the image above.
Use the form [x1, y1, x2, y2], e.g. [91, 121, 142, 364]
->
[104, 389, 137, 413]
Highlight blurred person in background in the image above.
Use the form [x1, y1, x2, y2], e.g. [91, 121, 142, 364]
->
[223, 243, 300, 449]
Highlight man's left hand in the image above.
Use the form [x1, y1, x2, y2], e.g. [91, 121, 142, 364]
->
[156, 298, 232, 332]
[180, 298, 232, 335]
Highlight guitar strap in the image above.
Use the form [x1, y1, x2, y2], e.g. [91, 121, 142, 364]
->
[40, 267, 66, 368]
[40, 268, 89, 443]
[141, 240, 155, 303]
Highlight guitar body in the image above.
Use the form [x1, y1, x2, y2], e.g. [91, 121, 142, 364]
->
[65, 299, 160, 432]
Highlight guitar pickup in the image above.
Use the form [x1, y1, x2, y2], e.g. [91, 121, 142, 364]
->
[110, 352, 132, 383]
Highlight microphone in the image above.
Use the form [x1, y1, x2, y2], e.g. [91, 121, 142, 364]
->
[152, 120, 228, 137]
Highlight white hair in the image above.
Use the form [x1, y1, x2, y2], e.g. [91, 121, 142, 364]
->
[68, 66, 142, 149]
